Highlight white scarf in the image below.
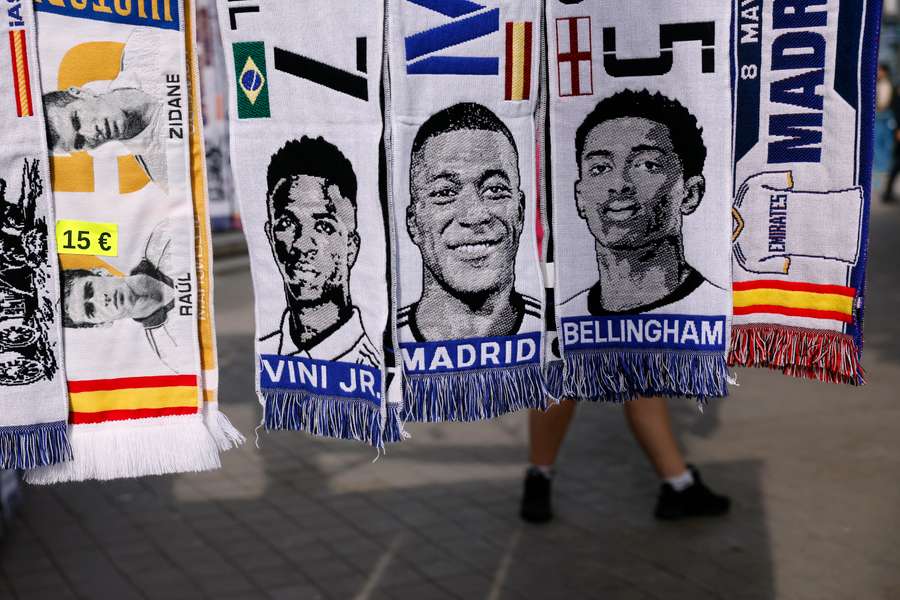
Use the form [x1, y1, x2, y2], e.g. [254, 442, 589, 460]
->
[0, 0, 70, 469]
[218, 0, 400, 446]
[729, 0, 878, 385]
[387, 0, 548, 422]
[547, 0, 733, 401]
[28, 0, 220, 482]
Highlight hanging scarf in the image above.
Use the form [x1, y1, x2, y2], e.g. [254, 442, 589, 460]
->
[387, 0, 547, 422]
[0, 0, 70, 469]
[729, 0, 880, 385]
[547, 1, 733, 401]
[185, 0, 243, 449]
[218, 0, 400, 446]
[28, 0, 220, 482]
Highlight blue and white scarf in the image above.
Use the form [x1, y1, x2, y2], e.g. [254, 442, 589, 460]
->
[547, 0, 734, 401]
[729, 0, 880, 386]
[387, 0, 547, 421]
[218, 0, 401, 446]
[0, 0, 70, 469]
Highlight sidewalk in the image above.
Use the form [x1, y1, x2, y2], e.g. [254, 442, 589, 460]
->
[1, 202, 898, 600]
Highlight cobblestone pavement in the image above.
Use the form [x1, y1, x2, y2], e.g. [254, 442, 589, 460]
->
[1, 201, 899, 600]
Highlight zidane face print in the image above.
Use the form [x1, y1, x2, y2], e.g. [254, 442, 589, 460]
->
[259, 137, 378, 367]
[400, 103, 541, 342]
[563, 89, 723, 316]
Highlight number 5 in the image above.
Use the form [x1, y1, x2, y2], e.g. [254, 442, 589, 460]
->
[602, 21, 716, 78]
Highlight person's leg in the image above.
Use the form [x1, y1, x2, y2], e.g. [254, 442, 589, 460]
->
[520, 400, 576, 523]
[624, 396, 730, 520]
[883, 150, 900, 202]
[529, 399, 577, 467]
[623, 395, 686, 478]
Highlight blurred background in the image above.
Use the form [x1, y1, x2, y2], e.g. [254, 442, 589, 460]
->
[1, 2, 899, 599]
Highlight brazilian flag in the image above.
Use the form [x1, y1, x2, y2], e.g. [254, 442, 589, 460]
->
[233, 42, 270, 119]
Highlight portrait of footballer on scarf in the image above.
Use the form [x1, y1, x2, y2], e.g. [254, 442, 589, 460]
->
[560, 89, 728, 317]
[257, 137, 379, 368]
[42, 29, 171, 189]
[398, 102, 542, 344]
[60, 219, 192, 373]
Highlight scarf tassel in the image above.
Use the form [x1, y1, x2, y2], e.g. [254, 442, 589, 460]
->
[25, 417, 220, 484]
[0, 421, 72, 470]
[543, 360, 565, 403]
[728, 325, 865, 386]
[264, 391, 389, 448]
[404, 364, 548, 423]
[204, 406, 247, 451]
[563, 351, 730, 402]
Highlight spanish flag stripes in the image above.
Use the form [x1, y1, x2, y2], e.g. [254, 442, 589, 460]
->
[733, 280, 856, 324]
[8, 29, 33, 117]
[505, 21, 532, 101]
[68, 375, 200, 424]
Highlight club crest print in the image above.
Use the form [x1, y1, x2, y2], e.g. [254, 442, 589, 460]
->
[0, 160, 59, 386]
[258, 137, 378, 367]
[561, 89, 725, 317]
[399, 102, 541, 343]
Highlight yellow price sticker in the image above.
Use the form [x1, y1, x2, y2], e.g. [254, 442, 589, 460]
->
[56, 220, 118, 257]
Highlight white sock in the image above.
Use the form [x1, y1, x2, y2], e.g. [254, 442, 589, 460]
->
[665, 470, 695, 492]
[530, 465, 555, 479]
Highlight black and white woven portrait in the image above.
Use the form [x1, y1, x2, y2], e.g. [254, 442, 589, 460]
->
[561, 89, 725, 316]
[42, 30, 169, 187]
[258, 137, 378, 367]
[398, 102, 541, 342]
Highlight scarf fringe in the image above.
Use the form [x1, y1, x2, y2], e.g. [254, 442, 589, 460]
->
[728, 324, 866, 385]
[382, 402, 407, 444]
[25, 416, 220, 484]
[264, 391, 385, 449]
[403, 363, 547, 423]
[0, 421, 72, 470]
[563, 350, 729, 401]
[204, 405, 246, 451]
[543, 360, 565, 402]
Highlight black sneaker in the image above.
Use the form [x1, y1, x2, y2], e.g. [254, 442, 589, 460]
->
[520, 467, 553, 523]
[654, 465, 731, 520]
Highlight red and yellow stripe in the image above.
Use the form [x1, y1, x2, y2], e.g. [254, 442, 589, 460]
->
[505, 21, 533, 101]
[68, 375, 200, 424]
[733, 280, 856, 323]
[8, 29, 33, 117]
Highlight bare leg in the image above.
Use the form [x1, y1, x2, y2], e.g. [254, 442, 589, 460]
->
[624, 396, 687, 479]
[528, 399, 577, 467]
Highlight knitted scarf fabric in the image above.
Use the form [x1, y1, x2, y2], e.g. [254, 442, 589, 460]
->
[729, 0, 880, 385]
[218, 0, 400, 446]
[547, 1, 734, 401]
[185, 0, 243, 450]
[387, 0, 547, 422]
[28, 0, 220, 482]
[0, 0, 70, 469]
